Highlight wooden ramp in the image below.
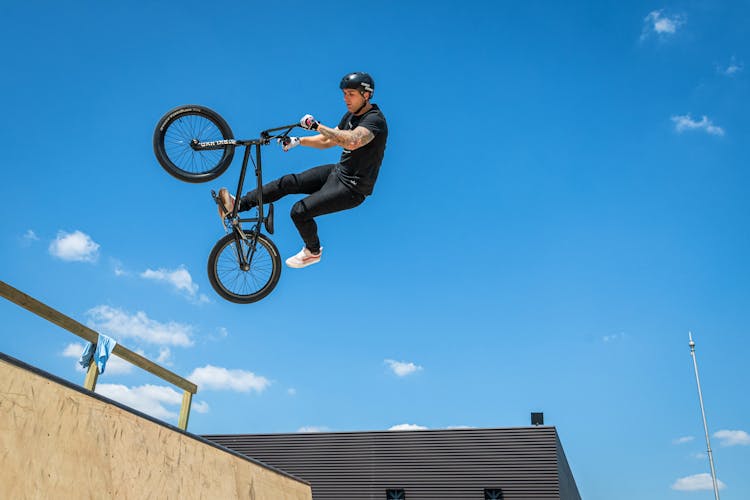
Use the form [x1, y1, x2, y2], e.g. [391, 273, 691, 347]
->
[0, 352, 312, 500]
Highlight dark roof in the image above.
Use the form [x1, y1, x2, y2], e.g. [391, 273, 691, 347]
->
[206, 426, 581, 500]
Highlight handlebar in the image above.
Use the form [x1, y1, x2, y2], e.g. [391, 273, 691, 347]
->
[193, 123, 301, 150]
[260, 123, 299, 142]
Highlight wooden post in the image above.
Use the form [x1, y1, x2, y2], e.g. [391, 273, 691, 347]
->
[83, 361, 99, 391]
[178, 390, 193, 431]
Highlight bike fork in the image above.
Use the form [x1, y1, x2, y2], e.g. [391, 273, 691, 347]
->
[233, 228, 260, 271]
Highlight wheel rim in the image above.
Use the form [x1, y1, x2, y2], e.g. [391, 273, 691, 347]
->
[163, 113, 228, 175]
[214, 236, 276, 298]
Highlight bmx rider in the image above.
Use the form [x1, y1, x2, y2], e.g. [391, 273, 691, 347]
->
[218, 71, 388, 269]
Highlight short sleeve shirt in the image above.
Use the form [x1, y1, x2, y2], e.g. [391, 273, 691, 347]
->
[335, 104, 388, 196]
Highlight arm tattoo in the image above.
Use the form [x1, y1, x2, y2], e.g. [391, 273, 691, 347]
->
[319, 125, 375, 150]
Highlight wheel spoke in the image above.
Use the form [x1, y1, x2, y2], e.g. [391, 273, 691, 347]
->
[210, 232, 279, 302]
[161, 112, 229, 176]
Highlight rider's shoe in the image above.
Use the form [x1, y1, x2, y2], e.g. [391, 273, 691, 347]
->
[285, 247, 323, 269]
[217, 188, 235, 219]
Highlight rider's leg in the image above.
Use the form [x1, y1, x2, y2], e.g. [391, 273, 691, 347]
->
[289, 174, 365, 255]
[238, 164, 335, 212]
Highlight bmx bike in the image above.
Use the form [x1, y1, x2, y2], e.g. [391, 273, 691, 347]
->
[153, 104, 299, 303]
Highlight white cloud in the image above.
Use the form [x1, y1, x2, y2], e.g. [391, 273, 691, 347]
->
[62, 342, 84, 358]
[642, 10, 685, 40]
[156, 347, 172, 365]
[690, 452, 707, 460]
[23, 229, 39, 242]
[297, 426, 330, 433]
[389, 423, 428, 431]
[49, 230, 100, 263]
[60, 342, 132, 375]
[671, 473, 726, 491]
[287, 388, 297, 396]
[673, 436, 694, 445]
[714, 429, 750, 447]
[20, 230, 39, 248]
[671, 114, 725, 136]
[111, 258, 129, 277]
[187, 365, 270, 393]
[192, 400, 210, 414]
[385, 359, 423, 377]
[603, 332, 626, 343]
[96, 383, 183, 420]
[723, 64, 742, 76]
[85, 305, 194, 347]
[140, 266, 209, 303]
[207, 327, 229, 342]
[719, 57, 743, 76]
[652, 12, 682, 33]
[141, 266, 196, 295]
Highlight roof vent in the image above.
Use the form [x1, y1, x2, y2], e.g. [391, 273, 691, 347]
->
[531, 412, 544, 426]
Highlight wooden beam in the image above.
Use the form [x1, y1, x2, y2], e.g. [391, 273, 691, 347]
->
[112, 345, 197, 394]
[0, 280, 197, 396]
[0, 281, 98, 344]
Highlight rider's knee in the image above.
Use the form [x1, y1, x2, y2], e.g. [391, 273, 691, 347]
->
[290, 201, 308, 222]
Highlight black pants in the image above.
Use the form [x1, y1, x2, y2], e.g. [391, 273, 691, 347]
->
[239, 164, 365, 254]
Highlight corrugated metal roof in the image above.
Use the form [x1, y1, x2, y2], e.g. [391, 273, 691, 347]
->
[206, 426, 580, 500]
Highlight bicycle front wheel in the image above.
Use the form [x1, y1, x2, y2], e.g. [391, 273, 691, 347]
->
[153, 105, 235, 183]
[207, 231, 282, 303]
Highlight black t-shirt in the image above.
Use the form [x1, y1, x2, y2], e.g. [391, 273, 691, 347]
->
[335, 104, 388, 196]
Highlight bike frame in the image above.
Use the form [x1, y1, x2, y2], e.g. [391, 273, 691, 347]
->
[195, 124, 297, 267]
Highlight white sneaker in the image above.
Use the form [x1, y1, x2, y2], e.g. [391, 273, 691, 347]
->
[285, 247, 322, 268]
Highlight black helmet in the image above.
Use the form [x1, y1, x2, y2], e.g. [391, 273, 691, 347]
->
[340, 72, 375, 97]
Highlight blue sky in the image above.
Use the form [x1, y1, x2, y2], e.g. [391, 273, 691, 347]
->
[1, 1, 748, 498]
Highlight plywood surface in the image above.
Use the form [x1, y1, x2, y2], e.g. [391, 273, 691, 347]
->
[0, 357, 311, 500]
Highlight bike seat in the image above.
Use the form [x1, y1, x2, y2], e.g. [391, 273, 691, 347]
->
[265, 203, 274, 235]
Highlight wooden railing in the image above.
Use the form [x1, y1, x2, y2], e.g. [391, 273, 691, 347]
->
[0, 280, 198, 430]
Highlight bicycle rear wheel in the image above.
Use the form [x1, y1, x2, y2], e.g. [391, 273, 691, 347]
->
[153, 105, 235, 183]
[207, 230, 282, 303]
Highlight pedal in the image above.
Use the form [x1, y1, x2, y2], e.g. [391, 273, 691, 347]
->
[264, 203, 275, 234]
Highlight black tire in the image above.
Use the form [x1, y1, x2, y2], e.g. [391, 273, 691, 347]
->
[153, 105, 235, 183]
[207, 231, 282, 304]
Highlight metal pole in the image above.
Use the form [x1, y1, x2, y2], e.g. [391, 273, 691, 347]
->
[688, 332, 720, 500]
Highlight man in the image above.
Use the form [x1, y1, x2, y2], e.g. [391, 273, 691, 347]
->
[218, 72, 388, 268]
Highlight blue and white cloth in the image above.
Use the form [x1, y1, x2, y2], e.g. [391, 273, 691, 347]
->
[78, 341, 95, 369]
[78, 334, 118, 374]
